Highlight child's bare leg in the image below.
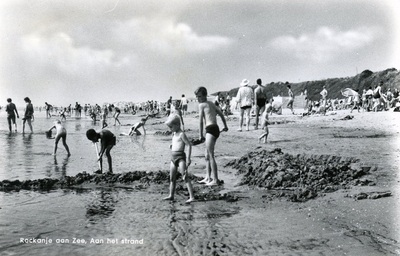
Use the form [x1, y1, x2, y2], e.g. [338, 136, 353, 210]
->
[185, 180, 195, 203]
[180, 163, 194, 202]
[7, 119, 12, 132]
[245, 108, 251, 131]
[263, 130, 269, 143]
[27, 119, 33, 132]
[105, 146, 113, 173]
[205, 134, 218, 186]
[164, 163, 177, 200]
[198, 148, 212, 184]
[238, 109, 244, 131]
[62, 136, 71, 156]
[53, 134, 61, 155]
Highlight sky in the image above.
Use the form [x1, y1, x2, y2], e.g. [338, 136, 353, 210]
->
[1, 0, 399, 107]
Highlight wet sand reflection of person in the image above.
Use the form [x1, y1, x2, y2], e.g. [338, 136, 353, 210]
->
[86, 189, 118, 222]
[5, 133, 18, 171]
[46, 155, 70, 178]
[22, 133, 34, 173]
[130, 134, 146, 151]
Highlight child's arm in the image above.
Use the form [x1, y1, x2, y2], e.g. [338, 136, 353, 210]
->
[14, 107, 19, 118]
[215, 105, 228, 132]
[142, 124, 146, 135]
[182, 132, 192, 167]
[48, 125, 56, 132]
[128, 125, 136, 135]
[198, 104, 205, 139]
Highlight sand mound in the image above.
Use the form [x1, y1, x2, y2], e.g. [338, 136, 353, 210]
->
[0, 171, 173, 191]
[225, 148, 376, 202]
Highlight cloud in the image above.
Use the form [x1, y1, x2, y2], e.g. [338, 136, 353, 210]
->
[21, 32, 130, 75]
[114, 18, 234, 55]
[270, 26, 379, 62]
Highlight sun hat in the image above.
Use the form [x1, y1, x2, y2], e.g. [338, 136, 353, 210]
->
[240, 79, 249, 86]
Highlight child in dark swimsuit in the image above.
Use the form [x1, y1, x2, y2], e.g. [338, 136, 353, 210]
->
[86, 129, 116, 174]
[163, 115, 194, 203]
[195, 86, 228, 186]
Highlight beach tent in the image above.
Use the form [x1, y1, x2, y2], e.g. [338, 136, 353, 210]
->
[341, 88, 358, 97]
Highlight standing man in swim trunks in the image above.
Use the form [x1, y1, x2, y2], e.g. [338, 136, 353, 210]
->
[254, 78, 267, 130]
[195, 86, 228, 186]
[6, 98, 19, 132]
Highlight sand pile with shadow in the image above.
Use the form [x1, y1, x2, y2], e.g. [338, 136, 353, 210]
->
[225, 147, 377, 202]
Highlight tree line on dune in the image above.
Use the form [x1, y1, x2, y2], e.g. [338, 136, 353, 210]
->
[214, 68, 400, 101]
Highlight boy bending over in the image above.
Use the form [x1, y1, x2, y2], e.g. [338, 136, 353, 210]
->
[195, 86, 228, 186]
[86, 129, 116, 174]
[48, 120, 71, 156]
[163, 115, 194, 203]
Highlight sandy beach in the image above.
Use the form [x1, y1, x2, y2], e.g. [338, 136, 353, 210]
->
[0, 108, 399, 255]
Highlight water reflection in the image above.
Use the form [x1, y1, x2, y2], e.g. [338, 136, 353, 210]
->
[22, 133, 34, 174]
[4, 133, 18, 173]
[130, 135, 147, 151]
[45, 155, 70, 178]
[86, 189, 118, 223]
[75, 123, 82, 132]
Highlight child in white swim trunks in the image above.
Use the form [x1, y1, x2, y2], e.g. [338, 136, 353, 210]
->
[48, 120, 71, 156]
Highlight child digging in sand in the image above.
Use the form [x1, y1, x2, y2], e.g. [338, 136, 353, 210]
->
[195, 86, 228, 186]
[86, 129, 116, 174]
[258, 108, 269, 143]
[48, 120, 71, 156]
[128, 115, 149, 135]
[163, 115, 194, 203]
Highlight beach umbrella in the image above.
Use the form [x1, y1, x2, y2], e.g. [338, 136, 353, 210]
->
[341, 88, 358, 97]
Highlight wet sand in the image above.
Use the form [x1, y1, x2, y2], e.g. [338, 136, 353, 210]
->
[0, 109, 399, 255]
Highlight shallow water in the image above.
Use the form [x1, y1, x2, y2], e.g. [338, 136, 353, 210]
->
[0, 111, 172, 181]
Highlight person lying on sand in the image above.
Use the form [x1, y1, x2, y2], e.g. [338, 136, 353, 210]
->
[163, 115, 194, 203]
[128, 115, 149, 136]
[48, 120, 71, 156]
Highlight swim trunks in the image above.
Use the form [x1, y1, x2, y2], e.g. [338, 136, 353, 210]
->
[7, 114, 16, 123]
[171, 151, 186, 167]
[206, 124, 220, 139]
[240, 105, 251, 110]
[111, 135, 116, 146]
[256, 98, 266, 108]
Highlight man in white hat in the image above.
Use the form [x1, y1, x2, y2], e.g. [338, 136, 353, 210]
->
[236, 79, 254, 131]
